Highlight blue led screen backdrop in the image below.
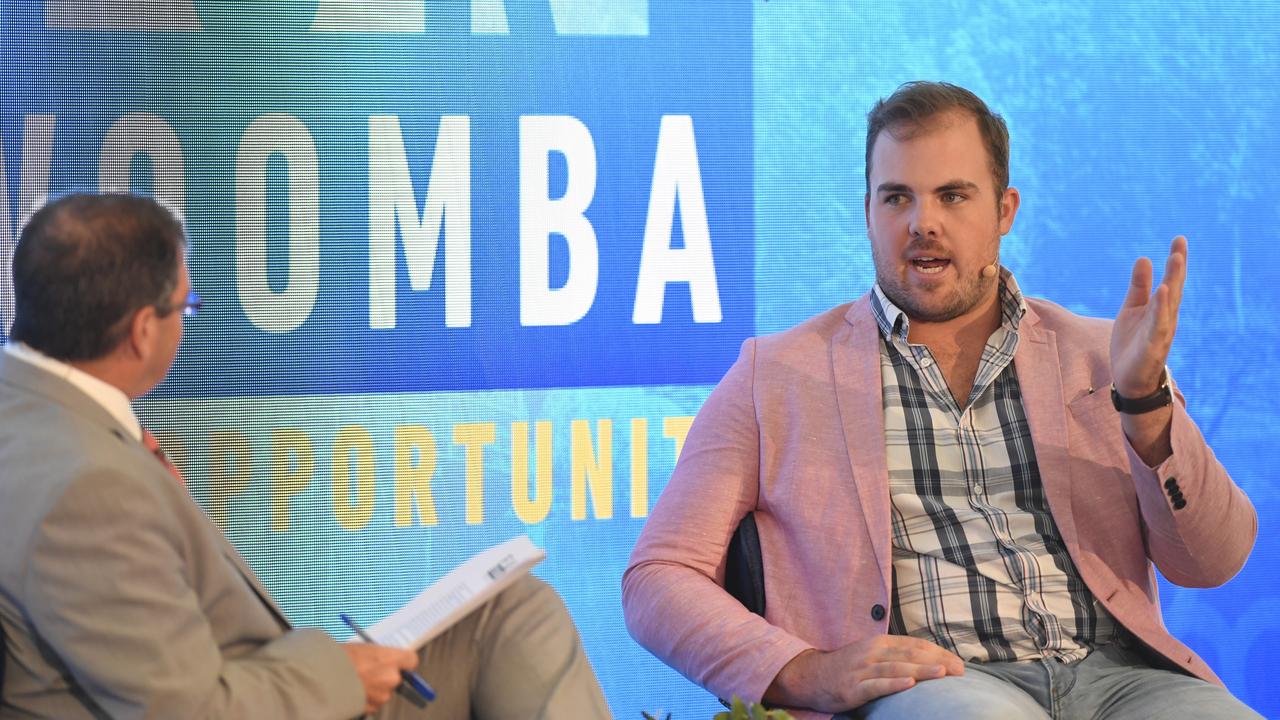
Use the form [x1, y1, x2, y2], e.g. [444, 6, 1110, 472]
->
[2, 1, 1276, 716]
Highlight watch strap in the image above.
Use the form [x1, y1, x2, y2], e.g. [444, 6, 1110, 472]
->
[1111, 369, 1173, 414]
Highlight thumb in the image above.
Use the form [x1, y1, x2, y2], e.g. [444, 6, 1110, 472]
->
[394, 648, 418, 670]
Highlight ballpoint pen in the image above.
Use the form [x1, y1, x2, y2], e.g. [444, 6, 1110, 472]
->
[340, 613, 436, 707]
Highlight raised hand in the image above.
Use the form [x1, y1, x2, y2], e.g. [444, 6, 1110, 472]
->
[1110, 236, 1187, 399]
[765, 634, 965, 713]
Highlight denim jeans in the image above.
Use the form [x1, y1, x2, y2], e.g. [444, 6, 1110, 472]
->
[844, 637, 1261, 720]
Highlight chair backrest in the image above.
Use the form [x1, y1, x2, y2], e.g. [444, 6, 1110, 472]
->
[723, 512, 766, 617]
[717, 512, 767, 709]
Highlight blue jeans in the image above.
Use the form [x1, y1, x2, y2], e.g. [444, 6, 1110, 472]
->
[845, 637, 1261, 719]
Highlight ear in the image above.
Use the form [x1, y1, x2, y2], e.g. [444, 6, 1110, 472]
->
[125, 305, 159, 361]
[998, 186, 1021, 235]
[864, 192, 872, 233]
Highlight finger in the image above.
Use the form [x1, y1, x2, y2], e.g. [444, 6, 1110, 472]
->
[369, 687, 394, 711]
[875, 638, 965, 673]
[394, 648, 418, 670]
[862, 661, 949, 680]
[878, 643, 952, 666]
[1160, 236, 1187, 327]
[1121, 256, 1153, 310]
[365, 681, 394, 710]
[1165, 235, 1187, 274]
[1139, 285, 1177, 369]
[853, 676, 917, 706]
[1150, 283, 1173, 341]
[367, 663, 403, 691]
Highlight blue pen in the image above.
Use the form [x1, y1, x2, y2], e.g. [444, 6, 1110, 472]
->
[340, 613, 436, 706]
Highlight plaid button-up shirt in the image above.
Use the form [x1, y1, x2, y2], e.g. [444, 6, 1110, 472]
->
[872, 273, 1117, 663]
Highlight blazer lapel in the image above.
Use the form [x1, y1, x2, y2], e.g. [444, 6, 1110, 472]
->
[1013, 308, 1080, 550]
[831, 296, 893, 591]
[213, 533, 295, 629]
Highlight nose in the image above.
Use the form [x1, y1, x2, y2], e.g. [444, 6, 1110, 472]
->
[908, 198, 940, 239]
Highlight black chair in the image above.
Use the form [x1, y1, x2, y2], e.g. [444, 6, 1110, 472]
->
[724, 512, 766, 617]
[718, 512, 767, 709]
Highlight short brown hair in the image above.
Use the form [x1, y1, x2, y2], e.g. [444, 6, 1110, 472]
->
[865, 81, 1010, 197]
[10, 194, 187, 361]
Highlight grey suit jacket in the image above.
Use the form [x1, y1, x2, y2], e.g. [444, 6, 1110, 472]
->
[0, 353, 365, 719]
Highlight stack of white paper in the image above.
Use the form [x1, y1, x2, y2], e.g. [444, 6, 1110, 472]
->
[355, 536, 547, 650]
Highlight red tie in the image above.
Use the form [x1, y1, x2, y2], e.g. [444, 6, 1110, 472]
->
[142, 429, 186, 488]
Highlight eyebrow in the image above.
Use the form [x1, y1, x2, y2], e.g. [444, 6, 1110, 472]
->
[936, 180, 981, 194]
[875, 179, 982, 195]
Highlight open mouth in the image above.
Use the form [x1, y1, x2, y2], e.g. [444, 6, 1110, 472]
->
[911, 257, 950, 274]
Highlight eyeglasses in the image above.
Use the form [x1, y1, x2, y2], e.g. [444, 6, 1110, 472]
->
[175, 291, 203, 318]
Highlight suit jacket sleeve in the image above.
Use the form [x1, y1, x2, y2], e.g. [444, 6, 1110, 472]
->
[21, 464, 367, 720]
[1125, 385, 1257, 587]
[622, 340, 813, 703]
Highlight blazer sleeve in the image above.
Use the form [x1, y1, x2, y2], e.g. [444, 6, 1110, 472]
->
[621, 340, 813, 703]
[21, 465, 366, 720]
[1125, 384, 1257, 588]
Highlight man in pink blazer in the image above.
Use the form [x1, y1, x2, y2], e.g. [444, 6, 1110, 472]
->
[622, 82, 1258, 719]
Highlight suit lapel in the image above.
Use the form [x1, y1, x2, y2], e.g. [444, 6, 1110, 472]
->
[1013, 309, 1080, 550]
[831, 296, 893, 591]
[212, 531, 294, 629]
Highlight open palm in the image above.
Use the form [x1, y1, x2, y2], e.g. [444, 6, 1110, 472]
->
[1110, 236, 1187, 398]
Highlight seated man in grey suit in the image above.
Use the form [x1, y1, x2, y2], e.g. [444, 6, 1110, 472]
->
[0, 193, 609, 719]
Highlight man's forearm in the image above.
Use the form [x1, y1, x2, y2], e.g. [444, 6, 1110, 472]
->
[764, 649, 822, 708]
[1120, 404, 1173, 468]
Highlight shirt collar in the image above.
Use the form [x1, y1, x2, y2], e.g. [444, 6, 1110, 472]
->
[4, 342, 143, 442]
[870, 266, 1029, 343]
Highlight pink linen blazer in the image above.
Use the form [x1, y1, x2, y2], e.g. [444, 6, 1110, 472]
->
[622, 294, 1256, 720]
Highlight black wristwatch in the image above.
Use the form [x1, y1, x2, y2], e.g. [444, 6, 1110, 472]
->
[1111, 369, 1173, 414]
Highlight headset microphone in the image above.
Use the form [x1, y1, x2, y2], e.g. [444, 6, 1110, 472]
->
[981, 263, 998, 279]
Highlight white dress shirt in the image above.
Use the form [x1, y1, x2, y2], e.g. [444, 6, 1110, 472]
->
[4, 342, 142, 442]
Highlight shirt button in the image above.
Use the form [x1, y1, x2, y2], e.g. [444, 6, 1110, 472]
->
[871, 604, 886, 621]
